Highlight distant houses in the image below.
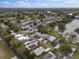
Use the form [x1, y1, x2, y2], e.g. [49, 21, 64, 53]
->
[0, 10, 78, 59]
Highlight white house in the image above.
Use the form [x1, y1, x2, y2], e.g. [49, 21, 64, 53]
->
[35, 32, 49, 38]
[68, 13, 73, 16]
[15, 34, 23, 38]
[47, 36, 56, 42]
[33, 47, 45, 56]
[54, 44, 60, 49]
[76, 35, 79, 43]
[17, 36, 29, 42]
[45, 48, 51, 52]
[11, 32, 16, 35]
[24, 41, 31, 45]
[48, 52, 56, 59]
[54, 26, 59, 31]
[43, 52, 56, 59]
[38, 38, 44, 41]
[14, 34, 29, 42]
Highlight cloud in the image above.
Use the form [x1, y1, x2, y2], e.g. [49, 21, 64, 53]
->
[15, 1, 31, 7]
[14, 0, 49, 8]
[0, 0, 79, 8]
[66, 0, 79, 3]
[0, 2, 10, 4]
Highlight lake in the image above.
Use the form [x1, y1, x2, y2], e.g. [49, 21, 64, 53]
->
[66, 19, 79, 34]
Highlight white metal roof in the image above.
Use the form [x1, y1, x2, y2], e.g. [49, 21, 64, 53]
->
[47, 36, 56, 41]
[48, 52, 56, 59]
[15, 34, 23, 38]
[17, 36, 29, 41]
[33, 47, 45, 56]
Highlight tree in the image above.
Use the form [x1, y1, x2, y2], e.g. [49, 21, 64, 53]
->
[24, 48, 35, 59]
[10, 39, 22, 49]
[17, 44, 26, 55]
[75, 28, 79, 34]
[51, 41, 56, 47]
[4, 35, 13, 41]
[57, 21, 65, 32]
[59, 43, 72, 55]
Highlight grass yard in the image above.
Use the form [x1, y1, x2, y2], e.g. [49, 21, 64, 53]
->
[56, 55, 64, 59]
[47, 30, 62, 39]
[73, 45, 79, 59]
[37, 24, 63, 39]
[0, 40, 14, 59]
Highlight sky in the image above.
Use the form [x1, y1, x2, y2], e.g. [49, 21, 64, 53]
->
[0, 0, 79, 8]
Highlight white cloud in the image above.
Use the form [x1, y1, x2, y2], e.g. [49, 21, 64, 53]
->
[66, 0, 79, 3]
[34, 3, 49, 7]
[47, 0, 79, 3]
[0, 0, 79, 8]
[23, 0, 29, 1]
[0, 2, 10, 4]
[12, 0, 49, 8]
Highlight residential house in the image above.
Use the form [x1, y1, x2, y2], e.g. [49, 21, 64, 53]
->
[47, 36, 56, 42]
[14, 34, 29, 42]
[33, 46, 45, 56]
[42, 52, 56, 59]
[25, 41, 38, 51]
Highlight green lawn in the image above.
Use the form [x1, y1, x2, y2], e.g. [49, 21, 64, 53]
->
[73, 45, 79, 59]
[37, 24, 62, 39]
[47, 30, 62, 39]
[56, 55, 64, 59]
[0, 40, 14, 59]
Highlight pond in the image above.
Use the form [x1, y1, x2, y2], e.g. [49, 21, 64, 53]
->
[66, 19, 79, 33]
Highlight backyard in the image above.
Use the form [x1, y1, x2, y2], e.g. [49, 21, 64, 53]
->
[73, 44, 79, 59]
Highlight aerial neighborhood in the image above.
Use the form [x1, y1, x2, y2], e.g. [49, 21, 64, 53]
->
[0, 8, 79, 59]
